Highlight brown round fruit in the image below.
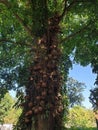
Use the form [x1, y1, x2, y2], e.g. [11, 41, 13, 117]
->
[27, 110, 33, 115]
[55, 96, 58, 100]
[48, 90, 53, 94]
[45, 57, 48, 60]
[41, 82, 46, 87]
[25, 110, 32, 116]
[41, 91, 47, 97]
[58, 106, 63, 113]
[36, 96, 41, 100]
[43, 75, 47, 78]
[40, 100, 45, 106]
[28, 102, 33, 107]
[32, 107, 35, 111]
[34, 108, 39, 114]
[50, 104, 54, 110]
[38, 106, 43, 112]
[25, 118, 30, 123]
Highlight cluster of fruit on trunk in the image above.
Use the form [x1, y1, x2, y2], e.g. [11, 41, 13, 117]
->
[22, 15, 63, 124]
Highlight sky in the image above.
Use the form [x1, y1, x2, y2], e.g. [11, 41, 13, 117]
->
[69, 64, 96, 109]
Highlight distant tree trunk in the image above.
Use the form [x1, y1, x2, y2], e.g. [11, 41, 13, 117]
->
[96, 118, 98, 130]
[94, 112, 98, 130]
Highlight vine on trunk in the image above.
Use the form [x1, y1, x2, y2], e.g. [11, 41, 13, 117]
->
[16, 14, 64, 130]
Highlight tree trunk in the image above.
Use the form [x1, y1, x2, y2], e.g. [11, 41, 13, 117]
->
[18, 14, 63, 130]
[34, 113, 54, 130]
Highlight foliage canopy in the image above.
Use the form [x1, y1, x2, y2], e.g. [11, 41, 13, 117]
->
[0, 1, 98, 130]
[0, 0, 98, 97]
[67, 106, 96, 128]
[0, 93, 21, 124]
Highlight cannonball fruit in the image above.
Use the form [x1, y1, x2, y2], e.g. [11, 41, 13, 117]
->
[36, 96, 41, 100]
[25, 110, 32, 116]
[28, 102, 33, 107]
[38, 106, 43, 112]
[25, 118, 30, 123]
[41, 91, 47, 97]
[34, 108, 39, 114]
[40, 100, 45, 106]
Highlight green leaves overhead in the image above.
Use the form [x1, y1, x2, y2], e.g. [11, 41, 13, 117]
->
[47, 0, 64, 13]
[61, 1, 98, 66]
[0, 0, 98, 99]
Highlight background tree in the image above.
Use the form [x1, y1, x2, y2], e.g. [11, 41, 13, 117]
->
[89, 86, 98, 111]
[0, 1, 98, 130]
[0, 93, 14, 123]
[89, 48, 98, 129]
[66, 77, 85, 107]
[67, 106, 96, 129]
[89, 86, 98, 129]
[0, 93, 21, 124]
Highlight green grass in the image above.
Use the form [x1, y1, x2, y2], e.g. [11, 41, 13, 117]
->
[68, 127, 97, 130]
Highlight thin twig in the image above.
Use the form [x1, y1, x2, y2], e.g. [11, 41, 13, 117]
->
[59, 0, 77, 20]
[14, 14, 33, 37]
[59, 0, 90, 20]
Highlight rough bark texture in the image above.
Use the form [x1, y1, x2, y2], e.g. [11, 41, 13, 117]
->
[17, 14, 63, 130]
[34, 114, 54, 130]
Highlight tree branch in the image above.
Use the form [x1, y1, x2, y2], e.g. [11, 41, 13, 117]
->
[0, 0, 33, 37]
[0, 0, 9, 6]
[59, 0, 89, 20]
[0, 38, 14, 43]
[59, 0, 67, 20]
[14, 13, 33, 37]
[0, 38, 31, 46]
[61, 23, 90, 43]
[59, 0, 77, 20]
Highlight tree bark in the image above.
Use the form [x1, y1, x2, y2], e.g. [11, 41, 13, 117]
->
[34, 113, 54, 130]
[18, 14, 63, 130]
